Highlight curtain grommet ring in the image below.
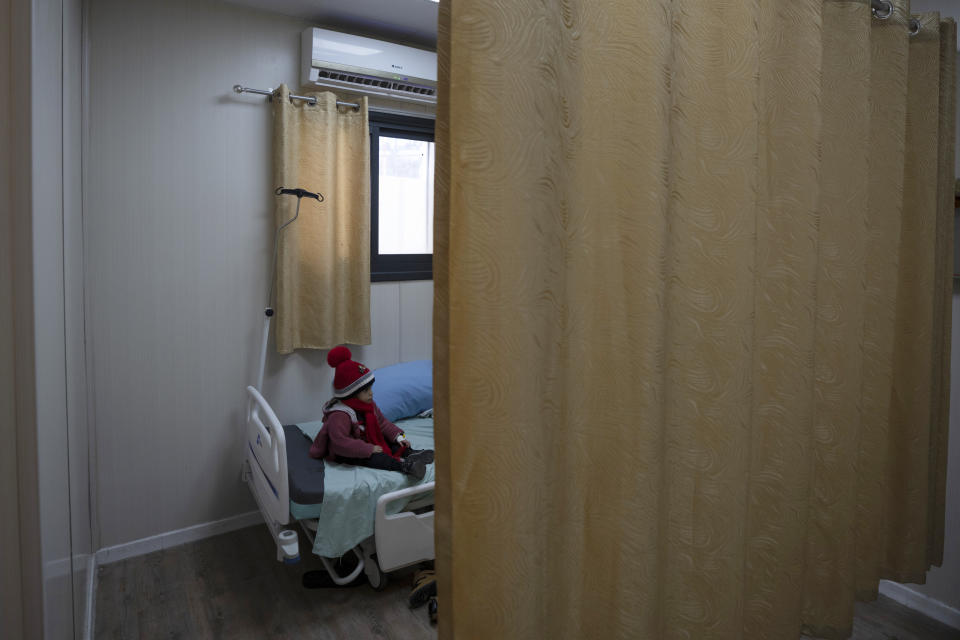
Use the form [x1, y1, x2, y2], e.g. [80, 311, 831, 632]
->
[908, 17, 921, 36]
[872, 0, 893, 20]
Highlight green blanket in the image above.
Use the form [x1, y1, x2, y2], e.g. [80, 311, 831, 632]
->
[290, 417, 435, 558]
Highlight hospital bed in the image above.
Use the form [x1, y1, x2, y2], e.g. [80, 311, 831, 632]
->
[242, 376, 436, 589]
[244, 191, 435, 587]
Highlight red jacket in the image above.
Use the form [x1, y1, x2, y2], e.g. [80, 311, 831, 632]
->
[309, 401, 403, 461]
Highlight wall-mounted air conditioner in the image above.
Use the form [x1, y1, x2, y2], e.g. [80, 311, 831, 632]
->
[301, 28, 437, 105]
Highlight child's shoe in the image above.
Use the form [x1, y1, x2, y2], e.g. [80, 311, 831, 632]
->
[406, 449, 435, 465]
[400, 458, 426, 480]
[427, 596, 438, 624]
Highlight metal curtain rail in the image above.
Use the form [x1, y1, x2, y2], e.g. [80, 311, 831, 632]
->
[232, 85, 361, 110]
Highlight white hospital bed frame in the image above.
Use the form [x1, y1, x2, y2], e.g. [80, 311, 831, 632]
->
[244, 191, 434, 588]
[243, 384, 436, 588]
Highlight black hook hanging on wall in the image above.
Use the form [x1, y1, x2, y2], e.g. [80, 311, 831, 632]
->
[275, 186, 324, 202]
[265, 187, 326, 317]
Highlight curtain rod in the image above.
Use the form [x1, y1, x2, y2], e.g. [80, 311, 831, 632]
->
[232, 85, 361, 110]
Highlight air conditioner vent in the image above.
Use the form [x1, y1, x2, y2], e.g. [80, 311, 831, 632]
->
[395, 83, 435, 96]
[318, 69, 435, 98]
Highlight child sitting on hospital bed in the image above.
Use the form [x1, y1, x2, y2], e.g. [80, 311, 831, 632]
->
[309, 346, 434, 480]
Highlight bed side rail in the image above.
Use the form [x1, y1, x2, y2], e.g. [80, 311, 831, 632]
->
[374, 481, 435, 572]
[245, 385, 290, 526]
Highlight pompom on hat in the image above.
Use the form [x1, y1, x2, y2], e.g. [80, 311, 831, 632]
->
[328, 346, 375, 398]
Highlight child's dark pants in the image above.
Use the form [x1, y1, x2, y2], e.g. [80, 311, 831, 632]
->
[335, 442, 409, 472]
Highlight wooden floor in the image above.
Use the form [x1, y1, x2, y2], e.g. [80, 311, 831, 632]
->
[95, 525, 959, 640]
[94, 525, 436, 640]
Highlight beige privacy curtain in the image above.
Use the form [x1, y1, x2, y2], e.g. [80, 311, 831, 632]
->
[272, 86, 370, 353]
[434, 1, 955, 638]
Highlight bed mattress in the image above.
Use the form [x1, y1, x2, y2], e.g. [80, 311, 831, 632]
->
[289, 417, 435, 558]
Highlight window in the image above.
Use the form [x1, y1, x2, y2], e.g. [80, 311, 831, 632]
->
[370, 112, 436, 281]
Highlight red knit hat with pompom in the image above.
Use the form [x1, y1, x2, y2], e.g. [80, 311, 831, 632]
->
[328, 346, 375, 398]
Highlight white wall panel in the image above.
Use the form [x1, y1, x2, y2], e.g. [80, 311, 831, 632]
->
[64, 0, 91, 634]
[33, 0, 80, 635]
[399, 280, 433, 362]
[364, 282, 402, 366]
[86, 0, 433, 548]
[3, 0, 49, 632]
[0, 1, 26, 636]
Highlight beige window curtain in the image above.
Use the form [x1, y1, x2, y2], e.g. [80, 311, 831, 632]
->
[433, 1, 955, 638]
[272, 85, 370, 354]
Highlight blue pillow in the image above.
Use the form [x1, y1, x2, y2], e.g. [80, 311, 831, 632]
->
[373, 360, 433, 422]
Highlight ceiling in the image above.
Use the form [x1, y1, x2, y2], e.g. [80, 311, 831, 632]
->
[225, 0, 439, 49]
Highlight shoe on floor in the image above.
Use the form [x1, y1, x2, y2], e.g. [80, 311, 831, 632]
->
[427, 595, 438, 624]
[409, 569, 436, 608]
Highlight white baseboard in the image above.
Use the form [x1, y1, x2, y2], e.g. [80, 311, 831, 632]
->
[879, 579, 960, 630]
[83, 554, 96, 640]
[94, 510, 263, 566]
